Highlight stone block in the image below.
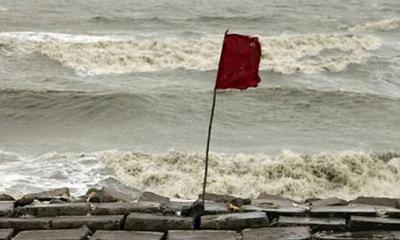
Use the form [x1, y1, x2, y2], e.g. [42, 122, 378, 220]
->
[0, 201, 13, 217]
[91, 230, 164, 240]
[92, 202, 162, 215]
[0, 229, 13, 240]
[201, 212, 269, 230]
[51, 215, 124, 232]
[278, 216, 346, 231]
[0, 194, 14, 201]
[20, 203, 90, 217]
[199, 193, 251, 206]
[138, 192, 169, 204]
[86, 187, 138, 203]
[242, 226, 311, 240]
[13, 226, 90, 240]
[242, 205, 306, 216]
[314, 230, 400, 239]
[24, 188, 70, 201]
[309, 206, 377, 217]
[168, 230, 237, 240]
[351, 197, 400, 208]
[308, 198, 348, 207]
[124, 213, 193, 231]
[350, 216, 400, 231]
[386, 208, 400, 218]
[0, 217, 50, 232]
[256, 194, 298, 207]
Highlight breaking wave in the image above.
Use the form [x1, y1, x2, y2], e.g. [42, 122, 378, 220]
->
[349, 18, 400, 32]
[0, 32, 381, 75]
[101, 150, 400, 201]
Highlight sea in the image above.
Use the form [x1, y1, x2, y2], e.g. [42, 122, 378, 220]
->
[0, 0, 400, 200]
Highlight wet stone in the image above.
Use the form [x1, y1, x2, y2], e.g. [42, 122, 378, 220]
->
[168, 230, 237, 240]
[86, 187, 138, 203]
[138, 192, 169, 204]
[0, 201, 13, 217]
[0, 217, 51, 232]
[92, 202, 162, 215]
[308, 198, 348, 207]
[13, 226, 90, 240]
[278, 216, 346, 231]
[242, 205, 306, 216]
[351, 197, 400, 208]
[0, 229, 13, 240]
[24, 188, 70, 201]
[350, 216, 400, 231]
[314, 230, 400, 240]
[20, 203, 90, 217]
[309, 206, 377, 217]
[256, 194, 298, 207]
[201, 212, 269, 230]
[51, 215, 124, 232]
[91, 230, 164, 240]
[124, 213, 193, 232]
[242, 226, 311, 240]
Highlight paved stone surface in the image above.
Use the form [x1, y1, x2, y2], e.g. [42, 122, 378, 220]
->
[91, 230, 164, 240]
[51, 215, 124, 231]
[13, 227, 90, 240]
[242, 227, 311, 240]
[0, 201, 13, 217]
[242, 205, 306, 216]
[278, 216, 346, 231]
[0, 229, 13, 240]
[201, 212, 269, 230]
[125, 213, 193, 231]
[20, 203, 90, 217]
[350, 216, 400, 231]
[314, 230, 400, 239]
[92, 202, 162, 215]
[309, 206, 377, 217]
[0, 217, 50, 231]
[168, 230, 237, 240]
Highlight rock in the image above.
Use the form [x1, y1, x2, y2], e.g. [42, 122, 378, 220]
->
[242, 226, 311, 240]
[0, 201, 14, 217]
[92, 202, 163, 215]
[51, 215, 124, 232]
[20, 203, 90, 217]
[24, 188, 70, 201]
[199, 193, 250, 206]
[309, 206, 377, 217]
[314, 230, 400, 239]
[0, 229, 13, 240]
[88, 177, 142, 200]
[13, 226, 91, 240]
[86, 187, 137, 203]
[124, 213, 193, 231]
[0, 194, 14, 202]
[0, 217, 51, 232]
[351, 196, 400, 208]
[350, 216, 400, 231]
[138, 192, 169, 204]
[168, 230, 237, 240]
[201, 212, 269, 230]
[308, 198, 348, 207]
[255, 194, 298, 208]
[91, 230, 164, 240]
[241, 205, 306, 217]
[278, 216, 346, 231]
[181, 200, 204, 218]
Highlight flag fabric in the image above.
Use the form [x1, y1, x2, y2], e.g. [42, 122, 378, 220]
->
[215, 33, 262, 90]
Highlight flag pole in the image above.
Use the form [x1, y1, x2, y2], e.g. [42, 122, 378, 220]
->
[202, 29, 229, 204]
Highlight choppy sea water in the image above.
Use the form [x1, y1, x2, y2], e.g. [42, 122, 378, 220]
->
[0, 0, 399, 200]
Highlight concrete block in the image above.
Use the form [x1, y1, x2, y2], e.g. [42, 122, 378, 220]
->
[0, 201, 13, 217]
[51, 215, 124, 232]
[91, 230, 164, 240]
[13, 226, 90, 240]
[0, 194, 14, 201]
[86, 187, 138, 203]
[242, 205, 306, 216]
[24, 188, 70, 201]
[308, 198, 348, 207]
[351, 197, 400, 208]
[168, 230, 237, 240]
[92, 202, 162, 215]
[314, 230, 400, 239]
[124, 213, 193, 231]
[201, 212, 269, 230]
[20, 203, 90, 217]
[0, 217, 50, 232]
[256, 194, 298, 207]
[386, 208, 400, 218]
[0, 229, 13, 240]
[278, 216, 346, 231]
[138, 192, 169, 204]
[242, 226, 311, 240]
[309, 206, 377, 217]
[350, 216, 400, 231]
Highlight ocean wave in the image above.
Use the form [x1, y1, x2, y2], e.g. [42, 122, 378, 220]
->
[349, 18, 400, 32]
[0, 32, 381, 75]
[101, 150, 400, 200]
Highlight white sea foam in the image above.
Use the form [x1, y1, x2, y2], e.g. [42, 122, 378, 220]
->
[0, 32, 381, 75]
[0, 6, 8, 11]
[101, 150, 400, 201]
[349, 18, 400, 32]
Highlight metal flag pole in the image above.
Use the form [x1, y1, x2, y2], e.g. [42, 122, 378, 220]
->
[201, 29, 229, 204]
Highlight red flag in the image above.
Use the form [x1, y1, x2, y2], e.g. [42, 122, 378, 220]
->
[215, 33, 262, 90]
